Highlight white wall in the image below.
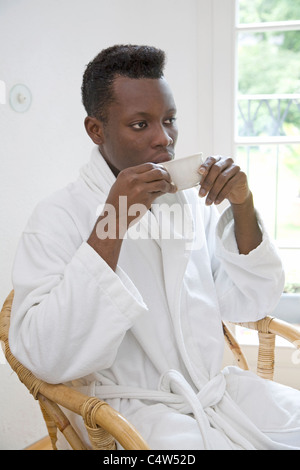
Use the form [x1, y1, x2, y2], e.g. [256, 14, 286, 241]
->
[0, 0, 208, 449]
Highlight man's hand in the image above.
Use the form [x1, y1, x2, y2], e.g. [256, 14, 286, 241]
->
[198, 155, 262, 254]
[106, 162, 177, 235]
[198, 156, 250, 206]
[87, 162, 176, 270]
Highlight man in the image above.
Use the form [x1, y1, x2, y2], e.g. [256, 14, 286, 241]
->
[10, 45, 300, 449]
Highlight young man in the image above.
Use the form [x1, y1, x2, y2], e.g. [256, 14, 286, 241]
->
[10, 45, 300, 450]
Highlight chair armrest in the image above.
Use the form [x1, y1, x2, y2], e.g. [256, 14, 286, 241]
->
[233, 316, 300, 380]
[236, 315, 300, 346]
[37, 382, 150, 450]
[0, 290, 149, 450]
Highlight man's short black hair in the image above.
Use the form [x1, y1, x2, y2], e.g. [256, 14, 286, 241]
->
[81, 44, 166, 123]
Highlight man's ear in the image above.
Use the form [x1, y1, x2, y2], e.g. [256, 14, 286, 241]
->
[84, 116, 105, 145]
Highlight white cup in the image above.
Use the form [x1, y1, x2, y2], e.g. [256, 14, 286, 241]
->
[160, 152, 204, 191]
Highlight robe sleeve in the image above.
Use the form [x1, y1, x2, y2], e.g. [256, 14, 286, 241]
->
[9, 203, 148, 384]
[206, 204, 285, 323]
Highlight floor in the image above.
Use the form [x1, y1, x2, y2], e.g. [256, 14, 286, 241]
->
[26, 436, 52, 450]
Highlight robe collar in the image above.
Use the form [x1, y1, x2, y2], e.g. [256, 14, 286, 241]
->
[80, 146, 116, 197]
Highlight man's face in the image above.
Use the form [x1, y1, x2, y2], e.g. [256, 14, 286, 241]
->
[99, 76, 178, 175]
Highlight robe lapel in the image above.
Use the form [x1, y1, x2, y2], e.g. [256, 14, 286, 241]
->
[151, 190, 211, 387]
[151, 191, 195, 316]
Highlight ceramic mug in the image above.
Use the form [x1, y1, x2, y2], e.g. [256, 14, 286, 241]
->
[160, 152, 204, 191]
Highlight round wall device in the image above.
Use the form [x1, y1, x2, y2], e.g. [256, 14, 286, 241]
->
[9, 84, 32, 112]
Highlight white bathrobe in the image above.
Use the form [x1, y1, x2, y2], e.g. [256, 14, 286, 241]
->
[9, 147, 300, 450]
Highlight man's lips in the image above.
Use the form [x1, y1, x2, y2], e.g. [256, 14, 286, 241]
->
[151, 151, 175, 164]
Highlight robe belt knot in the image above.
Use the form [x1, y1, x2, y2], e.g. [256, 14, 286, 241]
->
[160, 369, 226, 449]
[160, 369, 226, 411]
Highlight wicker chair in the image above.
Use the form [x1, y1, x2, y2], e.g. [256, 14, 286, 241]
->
[1, 290, 299, 450]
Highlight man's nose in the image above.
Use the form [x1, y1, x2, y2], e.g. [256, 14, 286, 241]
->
[152, 125, 173, 148]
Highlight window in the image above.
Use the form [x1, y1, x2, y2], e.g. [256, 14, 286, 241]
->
[208, 0, 300, 375]
[235, 0, 300, 297]
[200, 0, 299, 323]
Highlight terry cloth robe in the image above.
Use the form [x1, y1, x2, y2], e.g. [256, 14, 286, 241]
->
[9, 146, 300, 450]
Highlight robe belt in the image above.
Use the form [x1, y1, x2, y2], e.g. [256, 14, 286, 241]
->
[94, 369, 231, 450]
[92, 369, 295, 450]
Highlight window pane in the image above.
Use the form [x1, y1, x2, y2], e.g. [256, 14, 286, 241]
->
[238, 31, 300, 95]
[280, 249, 300, 293]
[237, 96, 300, 137]
[236, 144, 300, 245]
[277, 145, 300, 246]
[236, 145, 277, 234]
[237, 29, 300, 136]
[236, 144, 300, 290]
[238, 0, 300, 24]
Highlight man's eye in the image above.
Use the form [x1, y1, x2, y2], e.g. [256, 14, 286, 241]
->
[132, 122, 147, 130]
[164, 117, 177, 125]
